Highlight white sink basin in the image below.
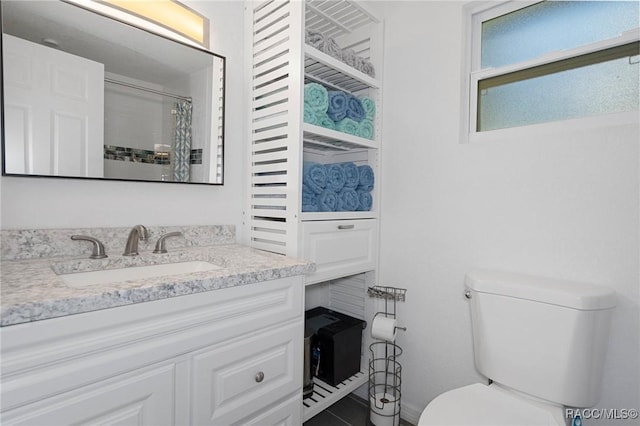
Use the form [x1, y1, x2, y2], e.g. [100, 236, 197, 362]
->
[60, 261, 223, 287]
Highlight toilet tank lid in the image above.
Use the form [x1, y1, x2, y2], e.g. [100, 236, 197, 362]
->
[465, 270, 616, 310]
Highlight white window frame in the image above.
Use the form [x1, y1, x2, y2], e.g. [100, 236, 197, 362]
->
[460, 0, 640, 144]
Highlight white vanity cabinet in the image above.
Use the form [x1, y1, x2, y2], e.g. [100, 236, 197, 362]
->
[0, 276, 305, 426]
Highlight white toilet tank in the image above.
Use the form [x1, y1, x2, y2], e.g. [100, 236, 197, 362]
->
[465, 270, 616, 408]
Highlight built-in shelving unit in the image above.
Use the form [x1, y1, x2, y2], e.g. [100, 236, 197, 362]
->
[302, 372, 368, 422]
[304, 45, 380, 91]
[245, 0, 383, 420]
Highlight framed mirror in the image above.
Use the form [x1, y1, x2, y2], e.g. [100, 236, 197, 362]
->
[1, 0, 225, 184]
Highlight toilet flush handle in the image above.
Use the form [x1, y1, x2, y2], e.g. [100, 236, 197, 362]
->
[464, 289, 472, 299]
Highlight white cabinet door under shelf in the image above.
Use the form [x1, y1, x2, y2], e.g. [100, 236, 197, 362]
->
[301, 219, 378, 285]
[0, 364, 175, 426]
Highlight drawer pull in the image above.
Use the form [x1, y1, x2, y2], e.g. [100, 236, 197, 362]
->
[337, 225, 355, 230]
[255, 371, 265, 383]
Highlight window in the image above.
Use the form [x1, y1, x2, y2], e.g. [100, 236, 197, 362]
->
[462, 1, 640, 141]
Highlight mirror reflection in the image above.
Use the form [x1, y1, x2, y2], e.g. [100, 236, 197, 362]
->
[1, 0, 225, 184]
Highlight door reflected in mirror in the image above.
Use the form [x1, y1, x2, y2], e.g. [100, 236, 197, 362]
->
[1, 0, 225, 184]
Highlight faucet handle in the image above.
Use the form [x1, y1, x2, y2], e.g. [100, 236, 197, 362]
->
[71, 235, 108, 259]
[153, 232, 183, 254]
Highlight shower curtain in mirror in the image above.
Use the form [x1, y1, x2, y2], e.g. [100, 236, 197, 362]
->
[173, 100, 193, 182]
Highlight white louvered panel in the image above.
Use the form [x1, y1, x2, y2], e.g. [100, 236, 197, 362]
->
[252, 137, 290, 152]
[254, 78, 289, 100]
[252, 174, 287, 185]
[254, 53, 289, 78]
[254, 0, 288, 21]
[252, 196, 288, 208]
[254, 1, 291, 33]
[253, 37, 289, 65]
[254, 102, 289, 120]
[251, 229, 288, 244]
[247, 0, 303, 257]
[253, 217, 288, 230]
[252, 240, 287, 255]
[252, 124, 289, 139]
[329, 274, 367, 320]
[253, 61, 290, 88]
[251, 208, 287, 220]
[254, 90, 289, 112]
[253, 162, 287, 175]
[254, 30, 290, 57]
[252, 115, 289, 133]
[253, 149, 288, 163]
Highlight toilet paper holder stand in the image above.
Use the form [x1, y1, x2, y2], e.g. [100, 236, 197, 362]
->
[367, 285, 407, 334]
[367, 285, 407, 426]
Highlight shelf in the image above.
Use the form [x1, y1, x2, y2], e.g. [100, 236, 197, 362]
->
[302, 371, 368, 422]
[304, 45, 380, 93]
[303, 123, 379, 151]
[300, 211, 377, 221]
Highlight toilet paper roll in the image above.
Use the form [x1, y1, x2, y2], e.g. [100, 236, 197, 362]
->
[370, 392, 400, 426]
[371, 315, 397, 342]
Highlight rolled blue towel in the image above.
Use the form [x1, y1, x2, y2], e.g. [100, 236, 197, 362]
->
[337, 188, 360, 211]
[316, 112, 336, 130]
[325, 163, 346, 192]
[335, 118, 359, 135]
[303, 162, 327, 194]
[357, 119, 374, 140]
[304, 83, 329, 113]
[357, 165, 374, 191]
[302, 184, 319, 212]
[359, 96, 376, 120]
[318, 189, 338, 212]
[346, 95, 365, 122]
[303, 103, 320, 126]
[356, 190, 373, 211]
[327, 91, 348, 121]
[341, 162, 359, 189]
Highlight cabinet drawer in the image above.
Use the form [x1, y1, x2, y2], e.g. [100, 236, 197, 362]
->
[191, 322, 303, 425]
[302, 219, 378, 284]
[1, 364, 175, 426]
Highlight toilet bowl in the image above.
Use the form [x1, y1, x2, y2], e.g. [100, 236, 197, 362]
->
[416, 270, 616, 426]
[418, 383, 565, 426]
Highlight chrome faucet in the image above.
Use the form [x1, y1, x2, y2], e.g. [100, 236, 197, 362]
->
[70, 235, 108, 259]
[153, 232, 183, 254]
[123, 225, 149, 256]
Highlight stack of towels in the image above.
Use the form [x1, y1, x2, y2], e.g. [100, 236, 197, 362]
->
[305, 29, 376, 78]
[304, 82, 376, 140]
[302, 161, 374, 212]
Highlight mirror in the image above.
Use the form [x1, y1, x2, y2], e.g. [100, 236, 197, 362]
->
[1, 0, 225, 184]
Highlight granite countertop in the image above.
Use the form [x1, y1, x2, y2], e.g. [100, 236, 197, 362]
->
[1, 244, 315, 327]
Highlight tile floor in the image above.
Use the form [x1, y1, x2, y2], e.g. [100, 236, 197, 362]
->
[304, 394, 414, 426]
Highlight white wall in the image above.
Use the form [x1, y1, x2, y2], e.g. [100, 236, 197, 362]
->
[374, 1, 639, 424]
[0, 0, 245, 234]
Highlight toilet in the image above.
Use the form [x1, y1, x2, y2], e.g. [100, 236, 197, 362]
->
[419, 270, 617, 426]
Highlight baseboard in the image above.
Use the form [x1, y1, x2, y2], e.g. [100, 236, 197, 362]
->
[399, 401, 422, 425]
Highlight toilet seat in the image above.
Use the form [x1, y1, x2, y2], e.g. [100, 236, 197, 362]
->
[418, 383, 566, 426]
